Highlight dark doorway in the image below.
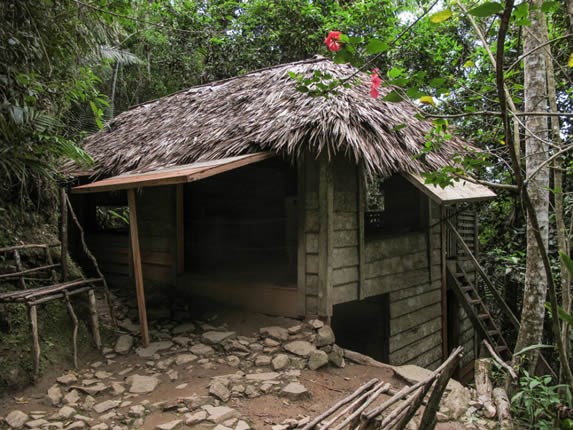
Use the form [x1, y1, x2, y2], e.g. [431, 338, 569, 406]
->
[446, 289, 461, 353]
[332, 294, 390, 362]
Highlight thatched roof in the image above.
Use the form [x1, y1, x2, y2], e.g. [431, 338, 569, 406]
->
[81, 56, 470, 178]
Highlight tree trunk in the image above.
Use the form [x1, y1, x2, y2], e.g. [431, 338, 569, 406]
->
[513, 0, 549, 373]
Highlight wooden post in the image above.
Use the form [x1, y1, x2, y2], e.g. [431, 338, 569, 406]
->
[176, 184, 184, 275]
[127, 189, 149, 346]
[59, 187, 68, 282]
[88, 289, 102, 350]
[357, 164, 365, 300]
[64, 291, 79, 368]
[440, 205, 448, 361]
[29, 304, 40, 381]
[297, 158, 307, 316]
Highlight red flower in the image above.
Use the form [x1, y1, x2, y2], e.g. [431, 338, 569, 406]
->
[370, 68, 381, 99]
[325, 31, 342, 52]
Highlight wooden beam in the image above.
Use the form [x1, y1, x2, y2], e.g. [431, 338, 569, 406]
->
[127, 189, 149, 346]
[440, 206, 448, 361]
[296, 157, 307, 316]
[59, 187, 68, 281]
[176, 184, 184, 275]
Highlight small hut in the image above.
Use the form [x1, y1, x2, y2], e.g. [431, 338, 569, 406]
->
[69, 57, 495, 379]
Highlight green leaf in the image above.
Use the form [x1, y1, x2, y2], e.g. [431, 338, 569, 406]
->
[366, 38, 389, 55]
[541, 1, 560, 13]
[468, 2, 503, 17]
[568, 53, 573, 68]
[514, 344, 553, 356]
[419, 95, 435, 106]
[388, 67, 403, 79]
[463, 60, 475, 68]
[382, 90, 403, 102]
[430, 9, 453, 23]
[406, 88, 425, 98]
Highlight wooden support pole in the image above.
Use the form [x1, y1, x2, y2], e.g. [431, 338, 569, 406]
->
[64, 291, 79, 368]
[60, 187, 68, 282]
[127, 189, 149, 346]
[176, 184, 184, 275]
[29, 305, 40, 381]
[296, 158, 307, 316]
[357, 165, 365, 301]
[440, 205, 448, 361]
[88, 289, 102, 350]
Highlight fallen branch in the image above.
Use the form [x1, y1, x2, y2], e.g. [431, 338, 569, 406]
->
[343, 348, 388, 368]
[483, 340, 518, 380]
[475, 358, 497, 419]
[493, 387, 513, 430]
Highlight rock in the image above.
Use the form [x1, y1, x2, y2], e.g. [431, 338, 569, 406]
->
[172, 336, 192, 347]
[308, 319, 324, 329]
[210, 381, 231, 402]
[280, 383, 309, 400]
[128, 405, 146, 418]
[254, 355, 271, 367]
[63, 390, 80, 405]
[315, 326, 335, 347]
[259, 327, 289, 342]
[245, 385, 259, 398]
[58, 406, 76, 419]
[185, 410, 207, 425]
[328, 345, 345, 368]
[175, 353, 197, 365]
[271, 354, 290, 371]
[202, 331, 236, 345]
[442, 384, 472, 420]
[287, 325, 302, 335]
[93, 400, 121, 414]
[47, 384, 63, 406]
[263, 338, 280, 347]
[114, 335, 134, 355]
[4, 410, 28, 428]
[245, 372, 280, 381]
[82, 395, 95, 411]
[203, 406, 240, 424]
[167, 369, 178, 381]
[308, 350, 329, 370]
[235, 420, 250, 430]
[172, 322, 195, 335]
[156, 420, 182, 430]
[284, 340, 315, 357]
[90, 424, 109, 430]
[25, 418, 48, 428]
[65, 420, 86, 429]
[190, 343, 215, 357]
[227, 356, 240, 367]
[110, 382, 125, 396]
[127, 374, 159, 393]
[73, 383, 108, 395]
[56, 373, 78, 386]
[95, 371, 112, 380]
[135, 341, 173, 358]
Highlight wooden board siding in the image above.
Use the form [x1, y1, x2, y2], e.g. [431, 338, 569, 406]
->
[331, 155, 360, 308]
[304, 155, 320, 315]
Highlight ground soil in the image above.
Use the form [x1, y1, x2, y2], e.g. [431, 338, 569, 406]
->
[0, 306, 466, 429]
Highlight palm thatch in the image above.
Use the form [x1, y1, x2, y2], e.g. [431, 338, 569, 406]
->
[80, 56, 471, 178]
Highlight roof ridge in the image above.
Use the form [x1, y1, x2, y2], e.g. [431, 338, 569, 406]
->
[127, 56, 328, 111]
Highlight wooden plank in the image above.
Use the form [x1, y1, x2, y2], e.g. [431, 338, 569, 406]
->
[127, 189, 149, 347]
[297, 158, 307, 316]
[332, 266, 359, 285]
[332, 247, 359, 268]
[332, 282, 359, 304]
[73, 153, 276, 193]
[404, 173, 496, 205]
[176, 184, 184, 274]
[357, 165, 365, 300]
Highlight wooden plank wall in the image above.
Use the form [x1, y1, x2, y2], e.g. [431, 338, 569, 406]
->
[364, 232, 442, 369]
[331, 155, 360, 305]
[304, 156, 320, 315]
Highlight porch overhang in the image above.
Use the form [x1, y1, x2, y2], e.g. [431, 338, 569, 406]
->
[71, 152, 276, 193]
[404, 174, 496, 205]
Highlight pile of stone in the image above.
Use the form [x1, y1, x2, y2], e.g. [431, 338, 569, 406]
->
[1, 316, 347, 430]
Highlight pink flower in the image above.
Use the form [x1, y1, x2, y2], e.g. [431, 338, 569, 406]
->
[370, 68, 381, 98]
[325, 31, 342, 52]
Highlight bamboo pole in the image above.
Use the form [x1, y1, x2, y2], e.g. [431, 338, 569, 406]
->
[88, 289, 102, 350]
[29, 305, 40, 382]
[64, 291, 79, 368]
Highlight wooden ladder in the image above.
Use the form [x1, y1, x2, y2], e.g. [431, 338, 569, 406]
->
[446, 260, 511, 360]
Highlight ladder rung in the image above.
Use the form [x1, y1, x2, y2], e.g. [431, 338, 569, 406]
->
[487, 330, 500, 336]
[478, 314, 490, 320]
[468, 299, 481, 305]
